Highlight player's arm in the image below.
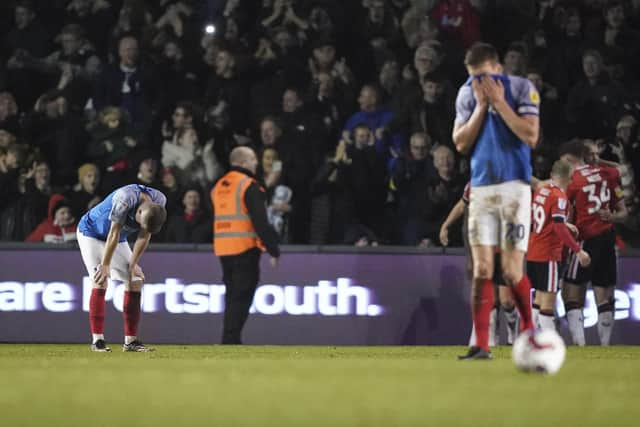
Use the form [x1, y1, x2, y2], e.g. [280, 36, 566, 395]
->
[439, 198, 465, 247]
[600, 199, 628, 223]
[129, 229, 151, 279]
[482, 77, 540, 148]
[453, 80, 488, 155]
[94, 221, 123, 285]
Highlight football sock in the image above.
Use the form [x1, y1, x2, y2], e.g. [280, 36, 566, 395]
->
[123, 291, 141, 340]
[597, 301, 614, 346]
[488, 308, 497, 347]
[512, 275, 533, 331]
[566, 308, 586, 346]
[468, 324, 476, 347]
[89, 288, 106, 340]
[539, 310, 556, 331]
[532, 303, 540, 329]
[472, 279, 494, 352]
[503, 305, 519, 343]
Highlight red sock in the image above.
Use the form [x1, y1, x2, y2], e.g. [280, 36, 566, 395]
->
[123, 291, 141, 336]
[512, 275, 533, 331]
[472, 279, 495, 352]
[89, 288, 106, 334]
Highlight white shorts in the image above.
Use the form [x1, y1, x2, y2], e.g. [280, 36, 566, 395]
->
[467, 180, 531, 252]
[77, 230, 143, 283]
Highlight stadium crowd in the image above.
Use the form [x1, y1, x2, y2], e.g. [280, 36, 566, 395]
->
[0, 0, 639, 246]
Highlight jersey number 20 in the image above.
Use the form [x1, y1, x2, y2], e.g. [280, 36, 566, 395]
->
[582, 182, 610, 214]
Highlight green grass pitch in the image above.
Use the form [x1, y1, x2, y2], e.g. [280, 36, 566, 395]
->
[1, 345, 638, 427]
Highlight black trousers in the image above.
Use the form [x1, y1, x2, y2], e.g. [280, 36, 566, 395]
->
[219, 248, 261, 344]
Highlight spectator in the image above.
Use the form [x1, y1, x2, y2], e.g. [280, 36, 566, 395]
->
[502, 42, 528, 76]
[204, 48, 249, 134]
[25, 194, 77, 243]
[4, 1, 51, 109]
[340, 124, 388, 240]
[0, 160, 51, 241]
[163, 188, 212, 243]
[22, 89, 86, 187]
[429, 0, 481, 48]
[343, 84, 397, 156]
[85, 106, 137, 192]
[93, 35, 162, 144]
[0, 92, 21, 136]
[306, 71, 350, 148]
[66, 163, 101, 218]
[64, 0, 115, 56]
[526, 68, 565, 145]
[0, 144, 26, 211]
[402, 145, 464, 246]
[565, 49, 626, 138]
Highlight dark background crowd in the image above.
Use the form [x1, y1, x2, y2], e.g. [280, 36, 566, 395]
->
[0, 0, 639, 247]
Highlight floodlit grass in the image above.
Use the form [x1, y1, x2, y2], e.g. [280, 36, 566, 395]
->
[0, 345, 638, 427]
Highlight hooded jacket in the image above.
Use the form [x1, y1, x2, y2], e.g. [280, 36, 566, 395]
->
[25, 194, 77, 243]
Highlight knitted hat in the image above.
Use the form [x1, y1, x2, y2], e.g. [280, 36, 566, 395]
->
[78, 163, 98, 182]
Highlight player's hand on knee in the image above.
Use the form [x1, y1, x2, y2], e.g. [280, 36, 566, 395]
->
[439, 226, 449, 246]
[130, 263, 145, 281]
[93, 264, 110, 286]
[577, 250, 591, 267]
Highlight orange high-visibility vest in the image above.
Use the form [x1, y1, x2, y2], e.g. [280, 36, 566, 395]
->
[211, 170, 265, 256]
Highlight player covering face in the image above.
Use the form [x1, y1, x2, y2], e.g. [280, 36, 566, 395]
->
[453, 42, 540, 360]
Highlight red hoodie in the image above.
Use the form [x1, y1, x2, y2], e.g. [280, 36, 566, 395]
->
[25, 194, 78, 243]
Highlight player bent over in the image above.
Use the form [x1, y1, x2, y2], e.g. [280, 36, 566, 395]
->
[77, 184, 167, 352]
[559, 141, 627, 345]
[527, 160, 590, 331]
[453, 43, 540, 359]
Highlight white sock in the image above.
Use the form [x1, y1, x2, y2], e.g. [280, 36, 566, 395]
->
[597, 311, 614, 346]
[92, 333, 104, 343]
[532, 307, 540, 329]
[488, 308, 497, 347]
[468, 324, 476, 347]
[567, 309, 586, 346]
[503, 307, 518, 344]
[125, 335, 137, 345]
[539, 313, 556, 331]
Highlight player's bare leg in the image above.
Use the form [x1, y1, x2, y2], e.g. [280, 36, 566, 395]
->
[537, 291, 557, 331]
[594, 285, 615, 346]
[562, 282, 586, 346]
[501, 249, 533, 331]
[89, 277, 110, 352]
[459, 245, 495, 360]
[122, 279, 153, 352]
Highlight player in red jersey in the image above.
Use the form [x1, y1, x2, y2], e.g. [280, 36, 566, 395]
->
[559, 141, 627, 345]
[527, 160, 591, 331]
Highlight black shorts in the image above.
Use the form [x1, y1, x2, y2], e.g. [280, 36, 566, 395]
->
[527, 260, 560, 293]
[493, 253, 503, 285]
[564, 229, 617, 287]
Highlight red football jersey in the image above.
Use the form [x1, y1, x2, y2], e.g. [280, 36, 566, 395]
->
[528, 184, 569, 262]
[566, 165, 622, 240]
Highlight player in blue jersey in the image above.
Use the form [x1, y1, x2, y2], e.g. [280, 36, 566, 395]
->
[77, 184, 167, 352]
[453, 43, 540, 359]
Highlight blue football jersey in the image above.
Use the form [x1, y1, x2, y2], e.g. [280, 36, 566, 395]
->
[455, 74, 540, 186]
[78, 184, 167, 242]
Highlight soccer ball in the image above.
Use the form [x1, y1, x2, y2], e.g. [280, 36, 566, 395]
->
[512, 329, 566, 375]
